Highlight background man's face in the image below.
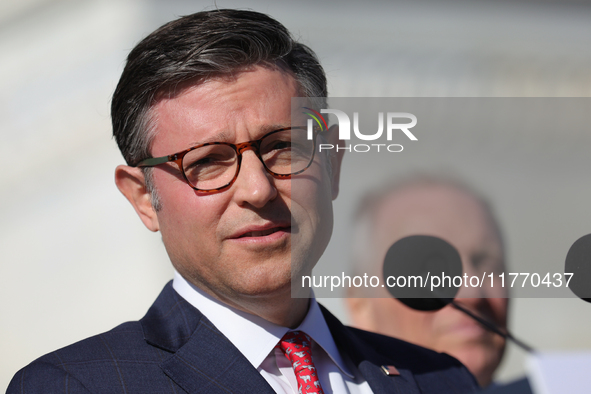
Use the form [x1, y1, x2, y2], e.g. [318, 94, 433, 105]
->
[147, 66, 336, 306]
[348, 184, 507, 387]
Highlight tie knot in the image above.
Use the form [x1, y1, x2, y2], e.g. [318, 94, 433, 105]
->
[277, 331, 324, 393]
[279, 331, 313, 368]
[279, 331, 312, 352]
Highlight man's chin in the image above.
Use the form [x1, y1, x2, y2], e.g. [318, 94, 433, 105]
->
[226, 274, 294, 299]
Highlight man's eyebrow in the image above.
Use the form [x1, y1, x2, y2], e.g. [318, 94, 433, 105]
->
[189, 130, 232, 146]
[189, 124, 291, 145]
[259, 124, 292, 133]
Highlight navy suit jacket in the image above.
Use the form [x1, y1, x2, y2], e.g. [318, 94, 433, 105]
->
[8, 282, 478, 393]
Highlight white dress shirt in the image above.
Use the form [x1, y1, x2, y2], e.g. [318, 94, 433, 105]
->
[172, 271, 373, 394]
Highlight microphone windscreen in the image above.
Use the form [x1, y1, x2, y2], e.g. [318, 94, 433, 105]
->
[382, 235, 462, 311]
[565, 234, 591, 303]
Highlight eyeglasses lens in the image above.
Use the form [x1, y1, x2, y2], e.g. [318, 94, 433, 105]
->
[181, 128, 314, 190]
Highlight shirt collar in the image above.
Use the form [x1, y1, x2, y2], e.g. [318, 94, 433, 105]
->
[296, 296, 355, 378]
[172, 271, 354, 378]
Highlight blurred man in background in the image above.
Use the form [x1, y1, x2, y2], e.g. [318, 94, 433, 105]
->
[346, 176, 508, 387]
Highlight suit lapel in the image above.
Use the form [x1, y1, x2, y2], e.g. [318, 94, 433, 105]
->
[320, 304, 422, 394]
[357, 361, 421, 394]
[141, 282, 275, 394]
[160, 318, 275, 394]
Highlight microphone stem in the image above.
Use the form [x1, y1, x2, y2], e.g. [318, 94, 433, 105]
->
[450, 301, 535, 353]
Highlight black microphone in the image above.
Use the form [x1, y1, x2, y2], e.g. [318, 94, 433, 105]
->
[565, 233, 591, 304]
[382, 235, 534, 353]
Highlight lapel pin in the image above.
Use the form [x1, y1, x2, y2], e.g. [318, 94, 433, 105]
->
[381, 365, 400, 376]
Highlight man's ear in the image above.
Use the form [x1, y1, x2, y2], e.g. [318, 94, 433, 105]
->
[115, 165, 159, 232]
[323, 124, 345, 200]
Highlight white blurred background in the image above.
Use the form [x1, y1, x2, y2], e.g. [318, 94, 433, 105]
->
[2, 0, 591, 390]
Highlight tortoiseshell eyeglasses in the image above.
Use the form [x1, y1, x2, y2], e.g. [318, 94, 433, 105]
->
[135, 127, 317, 194]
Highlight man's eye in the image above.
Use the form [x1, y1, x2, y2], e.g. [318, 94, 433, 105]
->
[185, 157, 214, 169]
[196, 156, 221, 165]
[188, 155, 231, 167]
[267, 140, 292, 151]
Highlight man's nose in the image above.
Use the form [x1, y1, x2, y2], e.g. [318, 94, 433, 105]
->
[231, 149, 278, 208]
[456, 260, 489, 300]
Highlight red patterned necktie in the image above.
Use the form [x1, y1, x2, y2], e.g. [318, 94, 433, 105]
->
[277, 331, 325, 394]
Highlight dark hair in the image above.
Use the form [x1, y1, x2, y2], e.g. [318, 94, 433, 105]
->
[111, 9, 327, 166]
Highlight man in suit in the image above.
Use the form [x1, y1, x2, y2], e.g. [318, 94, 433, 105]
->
[346, 176, 509, 388]
[8, 10, 478, 393]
